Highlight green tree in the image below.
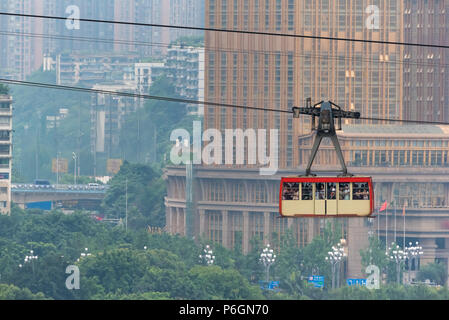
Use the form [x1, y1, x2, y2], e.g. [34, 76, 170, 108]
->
[102, 162, 166, 229]
[11, 70, 92, 181]
[0, 84, 9, 95]
[187, 265, 264, 300]
[0, 284, 49, 300]
[360, 236, 392, 284]
[78, 248, 148, 295]
[417, 262, 447, 286]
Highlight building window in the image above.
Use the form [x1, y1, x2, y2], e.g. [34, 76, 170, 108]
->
[294, 218, 308, 247]
[231, 182, 246, 202]
[206, 210, 223, 244]
[209, 0, 216, 27]
[0, 158, 9, 169]
[271, 212, 288, 246]
[0, 145, 9, 155]
[249, 212, 264, 241]
[221, 0, 227, 28]
[0, 131, 10, 141]
[232, 0, 238, 29]
[209, 181, 225, 202]
[229, 211, 243, 248]
[265, 0, 270, 30]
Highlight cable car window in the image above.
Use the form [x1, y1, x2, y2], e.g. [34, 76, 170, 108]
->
[282, 182, 299, 200]
[339, 183, 350, 200]
[316, 183, 325, 200]
[353, 182, 369, 200]
[301, 183, 313, 200]
[327, 183, 336, 200]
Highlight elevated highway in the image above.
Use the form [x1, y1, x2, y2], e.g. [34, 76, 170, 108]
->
[11, 184, 109, 210]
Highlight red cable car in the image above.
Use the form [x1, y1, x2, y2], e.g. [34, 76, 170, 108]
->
[280, 100, 374, 217]
[280, 176, 374, 217]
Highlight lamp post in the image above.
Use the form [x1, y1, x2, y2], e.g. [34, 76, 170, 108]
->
[72, 152, 77, 185]
[260, 244, 276, 283]
[56, 151, 61, 188]
[325, 243, 346, 289]
[386, 243, 407, 284]
[199, 245, 215, 266]
[405, 241, 423, 284]
[19, 250, 38, 276]
[76, 248, 92, 263]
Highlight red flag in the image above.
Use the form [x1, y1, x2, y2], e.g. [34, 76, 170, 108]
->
[95, 216, 103, 221]
[402, 203, 406, 216]
[379, 201, 388, 212]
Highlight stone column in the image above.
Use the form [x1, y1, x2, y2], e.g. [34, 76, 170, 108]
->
[347, 218, 369, 279]
[243, 211, 250, 254]
[420, 238, 437, 267]
[264, 212, 270, 245]
[165, 206, 172, 234]
[222, 210, 229, 248]
[199, 209, 206, 239]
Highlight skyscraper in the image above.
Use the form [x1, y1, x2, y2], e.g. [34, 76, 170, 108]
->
[1, 0, 45, 80]
[0, 89, 12, 215]
[205, 0, 403, 169]
[403, 0, 449, 123]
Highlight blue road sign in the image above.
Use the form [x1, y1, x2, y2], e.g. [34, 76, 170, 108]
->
[308, 275, 324, 288]
[259, 281, 280, 291]
[347, 278, 367, 286]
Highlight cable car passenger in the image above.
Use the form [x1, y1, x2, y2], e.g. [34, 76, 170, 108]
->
[316, 183, 325, 200]
[352, 183, 369, 200]
[327, 183, 336, 200]
[302, 183, 313, 200]
[363, 189, 369, 200]
[282, 182, 299, 200]
[339, 183, 350, 200]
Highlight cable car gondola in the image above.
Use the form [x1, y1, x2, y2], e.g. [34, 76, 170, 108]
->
[279, 99, 374, 217]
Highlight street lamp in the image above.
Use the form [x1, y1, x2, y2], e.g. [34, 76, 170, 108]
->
[77, 248, 92, 262]
[404, 241, 423, 284]
[386, 243, 407, 284]
[199, 245, 215, 266]
[20, 250, 38, 275]
[72, 152, 77, 185]
[325, 243, 346, 289]
[259, 244, 276, 283]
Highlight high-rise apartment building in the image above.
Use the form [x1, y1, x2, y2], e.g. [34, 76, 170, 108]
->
[169, 0, 205, 41]
[1, 0, 46, 80]
[204, 0, 403, 169]
[54, 0, 116, 54]
[403, 0, 449, 123]
[113, 0, 161, 56]
[166, 46, 205, 115]
[0, 91, 13, 215]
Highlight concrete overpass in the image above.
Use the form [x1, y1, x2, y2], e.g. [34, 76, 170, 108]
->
[11, 184, 109, 210]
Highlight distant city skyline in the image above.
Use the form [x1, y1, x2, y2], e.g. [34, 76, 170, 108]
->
[0, 0, 205, 80]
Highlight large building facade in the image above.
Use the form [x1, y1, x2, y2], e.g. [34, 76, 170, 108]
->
[204, 0, 404, 168]
[165, 124, 449, 280]
[165, 0, 449, 282]
[403, 0, 449, 123]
